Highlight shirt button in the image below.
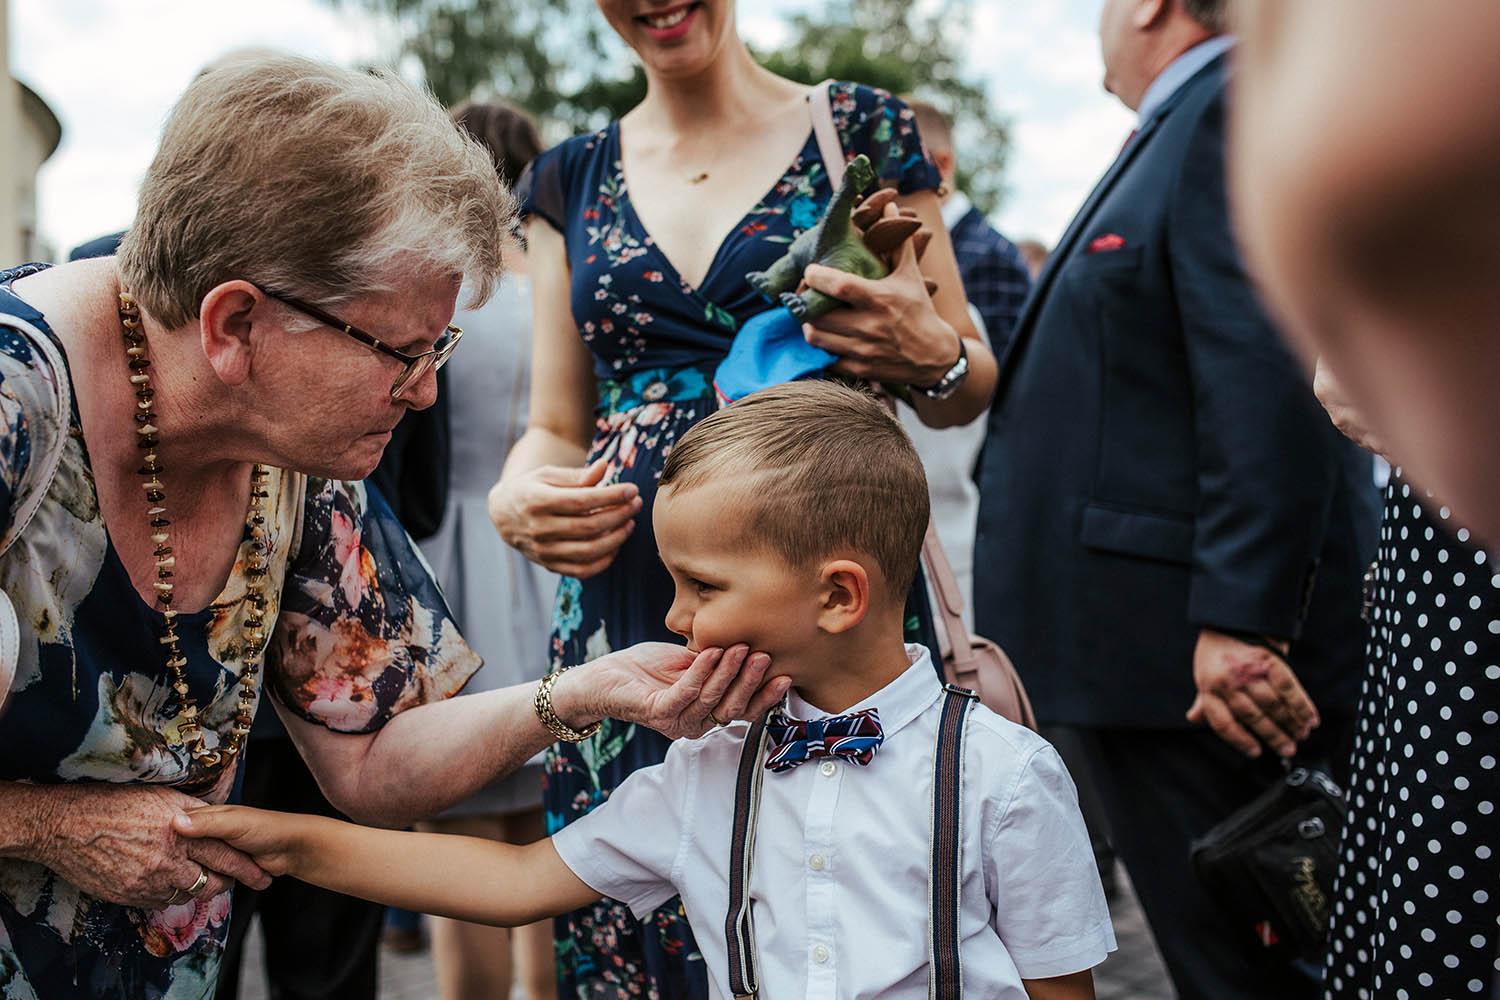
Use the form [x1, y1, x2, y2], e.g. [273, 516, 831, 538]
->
[808, 853, 826, 871]
[819, 760, 837, 776]
[812, 944, 830, 964]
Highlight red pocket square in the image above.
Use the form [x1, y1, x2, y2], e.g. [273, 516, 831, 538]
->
[1087, 233, 1127, 254]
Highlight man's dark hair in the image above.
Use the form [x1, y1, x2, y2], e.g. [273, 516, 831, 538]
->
[1179, 0, 1228, 33]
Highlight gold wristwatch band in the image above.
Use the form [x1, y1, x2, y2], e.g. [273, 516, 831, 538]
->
[534, 667, 602, 743]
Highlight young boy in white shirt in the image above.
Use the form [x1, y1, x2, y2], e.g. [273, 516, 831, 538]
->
[178, 381, 1114, 999]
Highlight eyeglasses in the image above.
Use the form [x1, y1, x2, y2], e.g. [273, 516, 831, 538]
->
[256, 285, 463, 399]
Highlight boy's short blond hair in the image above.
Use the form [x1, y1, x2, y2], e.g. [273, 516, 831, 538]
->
[117, 54, 510, 329]
[659, 381, 930, 594]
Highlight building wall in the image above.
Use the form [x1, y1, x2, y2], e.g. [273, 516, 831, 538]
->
[1, 0, 20, 265]
[2, 0, 62, 264]
[14, 82, 61, 261]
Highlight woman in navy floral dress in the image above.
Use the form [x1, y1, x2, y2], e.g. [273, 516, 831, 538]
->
[492, 4, 999, 996]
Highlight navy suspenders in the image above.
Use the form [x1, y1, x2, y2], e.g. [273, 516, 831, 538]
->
[724, 685, 979, 999]
[726, 714, 772, 998]
[928, 685, 976, 999]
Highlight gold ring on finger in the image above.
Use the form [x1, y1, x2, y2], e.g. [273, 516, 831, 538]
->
[171, 866, 211, 904]
[709, 711, 728, 727]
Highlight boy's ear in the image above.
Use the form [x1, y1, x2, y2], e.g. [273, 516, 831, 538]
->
[817, 559, 870, 634]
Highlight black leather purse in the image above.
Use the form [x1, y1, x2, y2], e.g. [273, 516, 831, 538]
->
[1189, 762, 1346, 958]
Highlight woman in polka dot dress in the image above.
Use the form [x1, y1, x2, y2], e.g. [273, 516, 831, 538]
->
[1323, 466, 1500, 999]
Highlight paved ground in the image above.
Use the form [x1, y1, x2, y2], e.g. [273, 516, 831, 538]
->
[235, 868, 1174, 999]
[1095, 870, 1175, 1000]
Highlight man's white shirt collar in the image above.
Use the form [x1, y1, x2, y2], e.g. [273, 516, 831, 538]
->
[1136, 34, 1235, 124]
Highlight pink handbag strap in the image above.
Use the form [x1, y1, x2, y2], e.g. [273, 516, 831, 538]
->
[921, 517, 979, 672]
[806, 79, 845, 190]
[864, 393, 978, 673]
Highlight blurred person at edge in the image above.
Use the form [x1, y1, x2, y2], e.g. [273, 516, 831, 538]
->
[1233, 1, 1500, 547]
[1312, 361, 1500, 1000]
[411, 99, 559, 1000]
[0, 54, 782, 1000]
[486, 0, 995, 992]
[972, 0, 1376, 995]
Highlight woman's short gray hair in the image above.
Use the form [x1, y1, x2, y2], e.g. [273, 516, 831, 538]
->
[117, 54, 512, 329]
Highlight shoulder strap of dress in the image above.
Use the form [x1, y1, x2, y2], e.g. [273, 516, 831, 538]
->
[806, 79, 845, 190]
[0, 312, 72, 557]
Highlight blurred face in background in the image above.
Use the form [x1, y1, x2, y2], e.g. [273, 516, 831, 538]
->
[596, 0, 738, 80]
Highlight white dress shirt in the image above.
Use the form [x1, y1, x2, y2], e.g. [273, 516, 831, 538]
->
[552, 646, 1115, 999]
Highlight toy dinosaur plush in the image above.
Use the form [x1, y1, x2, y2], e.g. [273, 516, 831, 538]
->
[745, 153, 927, 320]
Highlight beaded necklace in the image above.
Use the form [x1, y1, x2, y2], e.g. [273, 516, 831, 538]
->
[118, 290, 270, 770]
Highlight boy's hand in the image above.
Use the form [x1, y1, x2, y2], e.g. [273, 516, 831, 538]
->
[174, 806, 304, 880]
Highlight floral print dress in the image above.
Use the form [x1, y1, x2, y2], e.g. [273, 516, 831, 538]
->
[518, 82, 940, 999]
[0, 265, 480, 999]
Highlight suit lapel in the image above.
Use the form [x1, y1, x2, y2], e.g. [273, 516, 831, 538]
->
[994, 57, 1226, 396]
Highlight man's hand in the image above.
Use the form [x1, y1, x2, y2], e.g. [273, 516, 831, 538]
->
[1186, 628, 1320, 758]
[28, 783, 270, 909]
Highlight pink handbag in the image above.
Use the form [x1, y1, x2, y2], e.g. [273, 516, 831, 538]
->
[920, 519, 1036, 730]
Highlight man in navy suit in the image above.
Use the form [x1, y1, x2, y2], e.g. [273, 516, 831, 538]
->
[973, 1, 1376, 996]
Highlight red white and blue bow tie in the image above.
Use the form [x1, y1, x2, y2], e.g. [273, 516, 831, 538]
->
[764, 708, 884, 773]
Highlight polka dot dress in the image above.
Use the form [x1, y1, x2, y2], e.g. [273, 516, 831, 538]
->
[1326, 469, 1500, 998]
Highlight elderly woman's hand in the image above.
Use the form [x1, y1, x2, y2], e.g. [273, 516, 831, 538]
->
[555, 643, 789, 739]
[21, 783, 271, 909]
[488, 457, 643, 579]
[800, 236, 962, 388]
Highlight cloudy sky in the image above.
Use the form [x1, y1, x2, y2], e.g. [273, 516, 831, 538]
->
[10, 0, 1133, 258]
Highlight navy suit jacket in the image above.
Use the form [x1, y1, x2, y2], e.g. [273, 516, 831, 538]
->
[973, 56, 1376, 729]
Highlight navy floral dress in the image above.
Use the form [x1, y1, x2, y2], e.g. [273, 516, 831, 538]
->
[0, 266, 480, 999]
[518, 82, 940, 998]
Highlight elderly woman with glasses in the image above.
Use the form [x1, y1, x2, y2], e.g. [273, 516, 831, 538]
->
[0, 54, 783, 1000]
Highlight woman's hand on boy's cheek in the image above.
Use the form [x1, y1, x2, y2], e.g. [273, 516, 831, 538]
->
[173, 806, 291, 884]
[583, 643, 788, 738]
[715, 650, 791, 727]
